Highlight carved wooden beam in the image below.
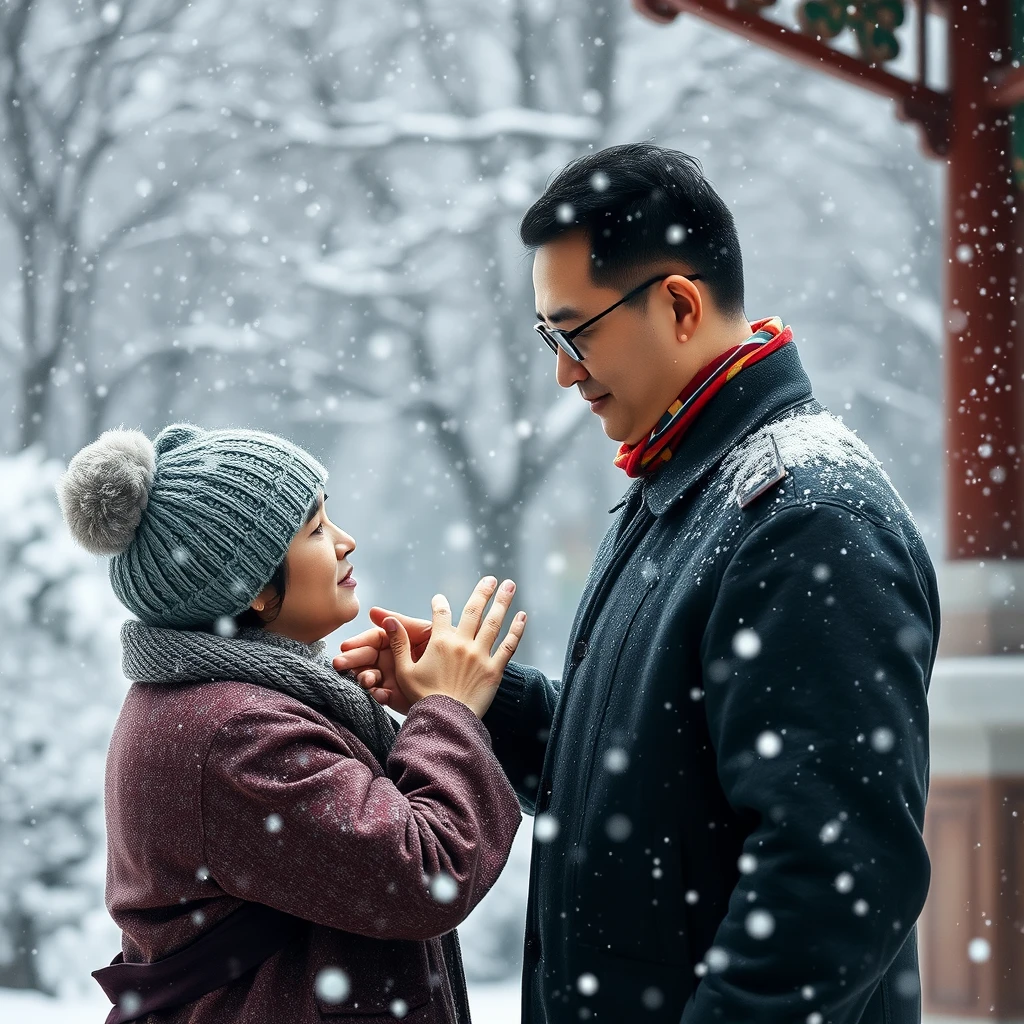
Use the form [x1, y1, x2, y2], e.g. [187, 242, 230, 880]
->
[665, 0, 950, 154]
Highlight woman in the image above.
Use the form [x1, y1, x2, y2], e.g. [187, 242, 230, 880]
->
[57, 422, 525, 1024]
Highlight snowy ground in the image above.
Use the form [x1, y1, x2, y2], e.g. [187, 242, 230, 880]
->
[0, 979, 523, 1022]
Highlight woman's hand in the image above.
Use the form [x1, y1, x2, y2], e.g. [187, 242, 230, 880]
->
[386, 577, 525, 718]
[338, 577, 525, 718]
[336, 609, 433, 714]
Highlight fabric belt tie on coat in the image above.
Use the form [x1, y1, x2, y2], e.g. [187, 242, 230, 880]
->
[92, 902, 297, 1024]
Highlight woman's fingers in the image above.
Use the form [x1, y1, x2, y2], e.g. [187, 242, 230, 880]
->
[384, 617, 415, 675]
[356, 670, 383, 689]
[430, 593, 453, 632]
[455, 577, 498, 637]
[476, 579, 516, 651]
[492, 611, 527, 672]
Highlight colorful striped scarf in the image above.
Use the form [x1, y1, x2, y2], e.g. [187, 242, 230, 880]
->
[613, 316, 793, 478]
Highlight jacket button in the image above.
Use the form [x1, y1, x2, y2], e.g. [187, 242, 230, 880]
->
[573, 639, 588, 662]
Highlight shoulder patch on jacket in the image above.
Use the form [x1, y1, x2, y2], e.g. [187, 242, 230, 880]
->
[736, 433, 788, 509]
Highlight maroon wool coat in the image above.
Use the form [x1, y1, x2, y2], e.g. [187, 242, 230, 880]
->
[103, 679, 521, 1023]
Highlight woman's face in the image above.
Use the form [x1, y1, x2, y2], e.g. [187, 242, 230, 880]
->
[252, 492, 359, 644]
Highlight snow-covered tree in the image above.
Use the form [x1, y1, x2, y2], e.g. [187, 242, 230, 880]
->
[0, 448, 123, 992]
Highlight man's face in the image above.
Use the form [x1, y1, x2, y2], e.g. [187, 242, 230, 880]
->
[533, 230, 698, 445]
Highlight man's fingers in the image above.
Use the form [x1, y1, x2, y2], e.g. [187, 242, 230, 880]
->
[477, 579, 516, 651]
[339, 627, 388, 653]
[355, 670, 383, 689]
[370, 607, 433, 640]
[456, 576, 498, 637]
[492, 611, 527, 672]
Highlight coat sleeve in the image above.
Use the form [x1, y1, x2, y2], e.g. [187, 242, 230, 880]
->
[199, 693, 521, 941]
[684, 501, 935, 1024]
[482, 661, 560, 815]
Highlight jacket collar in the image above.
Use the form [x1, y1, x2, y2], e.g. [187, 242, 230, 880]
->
[636, 342, 814, 516]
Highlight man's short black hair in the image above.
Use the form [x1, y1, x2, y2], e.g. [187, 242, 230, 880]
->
[520, 142, 745, 317]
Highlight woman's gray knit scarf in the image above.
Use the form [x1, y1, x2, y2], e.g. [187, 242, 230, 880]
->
[121, 619, 397, 766]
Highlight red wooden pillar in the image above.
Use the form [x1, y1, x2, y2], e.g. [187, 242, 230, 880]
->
[944, 0, 1024, 562]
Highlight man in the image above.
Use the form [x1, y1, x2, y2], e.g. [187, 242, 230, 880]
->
[337, 142, 939, 1024]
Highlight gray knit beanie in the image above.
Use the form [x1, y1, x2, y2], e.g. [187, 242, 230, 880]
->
[56, 423, 328, 629]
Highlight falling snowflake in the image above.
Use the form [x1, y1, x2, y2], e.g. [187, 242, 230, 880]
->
[577, 972, 599, 996]
[733, 628, 762, 659]
[315, 967, 351, 1004]
[819, 820, 843, 844]
[642, 986, 664, 1009]
[428, 872, 458, 904]
[870, 727, 895, 753]
[705, 946, 730, 973]
[119, 991, 142, 1015]
[605, 814, 632, 842]
[968, 937, 991, 963]
[738, 853, 757, 874]
[756, 731, 782, 759]
[534, 814, 560, 843]
[745, 908, 775, 939]
[214, 616, 238, 637]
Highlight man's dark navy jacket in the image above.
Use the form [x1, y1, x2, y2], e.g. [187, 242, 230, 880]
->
[484, 343, 939, 1024]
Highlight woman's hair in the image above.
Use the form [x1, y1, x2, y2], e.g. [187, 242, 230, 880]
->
[233, 560, 288, 630]
[207, 489, 323, 635]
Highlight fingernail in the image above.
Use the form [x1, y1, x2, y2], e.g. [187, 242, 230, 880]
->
[502, 580, 516, 593]
[485, 576, 498, 587]
[384, 618, 398, 633]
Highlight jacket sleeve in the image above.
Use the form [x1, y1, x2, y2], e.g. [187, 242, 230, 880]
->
[685, 501, 935, 1024]
[199, 693, 521, 941]
[482, 661, 560, 815]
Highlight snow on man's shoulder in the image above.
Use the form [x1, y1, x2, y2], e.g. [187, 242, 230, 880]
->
[718, 409, 912, 521]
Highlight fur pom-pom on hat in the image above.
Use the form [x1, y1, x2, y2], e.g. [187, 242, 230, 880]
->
[57, 428, 156, 556]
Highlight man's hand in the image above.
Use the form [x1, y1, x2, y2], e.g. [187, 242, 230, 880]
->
[631, 0, 683, 24]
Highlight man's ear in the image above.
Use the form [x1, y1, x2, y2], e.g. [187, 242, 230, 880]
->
[664, 274, 703, 342]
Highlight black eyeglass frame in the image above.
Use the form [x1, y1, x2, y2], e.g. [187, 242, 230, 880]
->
[533, 272, 703, 362]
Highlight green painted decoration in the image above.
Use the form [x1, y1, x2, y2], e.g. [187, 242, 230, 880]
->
[798, 0, 905, 65]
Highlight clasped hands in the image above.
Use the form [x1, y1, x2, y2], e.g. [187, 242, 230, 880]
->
[333, 577, 526, 719]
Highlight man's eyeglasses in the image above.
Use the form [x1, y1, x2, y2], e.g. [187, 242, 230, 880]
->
[533, 273, 703, 363]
